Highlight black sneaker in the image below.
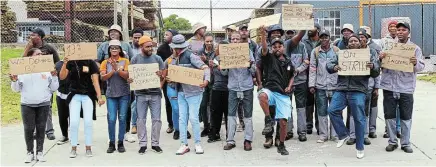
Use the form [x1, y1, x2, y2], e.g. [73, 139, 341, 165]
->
[274, 138, 280, 147]
[285, 132, 293, 140]
[347, 138, 356, 145]
[364, 138, 371, 145]
[118, 141, 126, 153]
[368, 132, 377, 138]
[298, 134, 307, 142]
[307, 129, 313, 135]
[385, 144, 398, 152]
[107, 142, 116, 153]
[151, 146, 163, 153]
[57, 136, 69, 145]
[277, 144, 289, 155]
[173, 131, 180, 140]
[397, 132, 402, 138]
[138, 146, 147, 155]
[187, 131, 192, 139]
[383, 132, 389, 138]
[262, 117, 274, 135]
[346, 138, 356, 145]
[47, 133, 56, 140]
[207, 136, 221, 143]
[201, 129, 210, 137]
[401, 146, 413, 153]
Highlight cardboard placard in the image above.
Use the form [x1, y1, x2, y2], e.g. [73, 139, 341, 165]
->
[9, 55, 54, 75]
[128, 63, 161, 90]
[248, 13, 281, 30]
[64, 43, 97, 60]
[282, 4, 314, 30]
[167, 65, 204, 86]
[338, 49, 371, 76]
[218, 43, 250, 69]
[382, 43, 415, 72]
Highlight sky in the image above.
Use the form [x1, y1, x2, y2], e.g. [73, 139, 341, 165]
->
[160, 0, 268, 31]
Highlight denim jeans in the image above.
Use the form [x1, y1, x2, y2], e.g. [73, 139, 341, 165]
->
[178, 92, 202, 145]
[227, 89, 254, 144]
[167, 86, 179, 131]
[131, 99, 137, 126]
[328, 91, 366, 151]
[107, 95, 130, 142]
[69, 94, 94, 146]
[136, 95, 162, 147]
[315, 89, 337, 140]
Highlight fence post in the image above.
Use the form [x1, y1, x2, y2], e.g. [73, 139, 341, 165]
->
[113, 0, 118, 25]
[209, 0, 213, 34]
[65, 0, 71, 42]
[121, 0, 129, 39]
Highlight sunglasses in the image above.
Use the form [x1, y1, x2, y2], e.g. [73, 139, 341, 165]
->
[110, 46, 120, 50]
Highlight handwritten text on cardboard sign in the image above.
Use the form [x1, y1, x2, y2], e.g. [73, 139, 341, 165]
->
[64, 43, 97, 60]
[9, 55, 54, 75]
[128, 63, 161, 90]
[338, 49, 371, 76]
[382, 43, 415, 72]
[219, 43, 250, 69]
[282, 4, 314, 30]
[167, 65, 204, 86]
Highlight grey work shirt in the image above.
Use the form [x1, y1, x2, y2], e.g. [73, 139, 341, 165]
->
[221, 50, 256, 92]
[308, 45, 338, 90]
[130, 54, 164, 96]
[380, 39, 425, 94]
[285, 41, 309, 85]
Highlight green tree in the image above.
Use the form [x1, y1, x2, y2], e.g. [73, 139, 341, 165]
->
[163, 14, 192, 32]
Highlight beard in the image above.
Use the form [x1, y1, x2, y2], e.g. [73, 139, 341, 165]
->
[273, 50, 282, 57]
[141, 50, 152, 56]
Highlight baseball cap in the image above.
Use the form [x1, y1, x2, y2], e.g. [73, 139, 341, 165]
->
[396, 22, 410, 31]
[319, 29, 330, 37]
[31, 28, 45, 38]
[240, 24, 248, 30]
[271, 38, 284, 45]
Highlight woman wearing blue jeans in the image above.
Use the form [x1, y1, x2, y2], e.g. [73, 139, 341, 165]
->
[100, 40, 131, 153]
[60, 56, 105, 158]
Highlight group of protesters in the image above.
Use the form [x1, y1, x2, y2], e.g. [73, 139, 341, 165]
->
[11, 14, 424, 163]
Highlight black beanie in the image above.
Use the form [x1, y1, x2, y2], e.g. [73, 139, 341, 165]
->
[167, 29, 179, 36]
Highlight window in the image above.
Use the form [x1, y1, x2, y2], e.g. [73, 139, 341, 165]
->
[50, 26, 64, 36]
[18, 26, 35, 39]
[315, 10, 341, 41]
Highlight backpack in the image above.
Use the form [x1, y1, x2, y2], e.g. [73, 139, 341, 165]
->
[314, 45, 339, 66]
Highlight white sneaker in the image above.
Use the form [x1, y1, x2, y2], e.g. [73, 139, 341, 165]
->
[236, 124, 243, 132]
[357, 150, 365, 159]
[176, 144, 190, 155]
[336, 136, 350, 148]
[36, 152, 46, 162]
[125, 133, 136, 143]
[24, 152, 34, 163]
[195, 144, 204, 154]
[317, 139, 327, 143]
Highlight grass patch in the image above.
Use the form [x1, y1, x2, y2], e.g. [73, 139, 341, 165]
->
[418, 74, 436, 84]
[1, 47, 58, 125]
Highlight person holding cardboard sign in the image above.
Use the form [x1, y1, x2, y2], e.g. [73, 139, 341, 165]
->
[59, 56, 105, 158]
[127, 35, 165, 155]
[220, 32, 256, 152]
[11, 48, 59, 163]
[379, 22, 425, 154]
[23, 28, 59, 141]
[327, 34, 380, 159]
[168, 34, 211, 155]
[258, 27, 295, 155]
[99, 40, 131, 154]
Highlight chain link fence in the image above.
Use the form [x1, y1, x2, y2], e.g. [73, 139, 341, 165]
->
[1, 0, 435, 72]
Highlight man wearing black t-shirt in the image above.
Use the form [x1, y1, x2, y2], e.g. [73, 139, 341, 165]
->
[258, 26, 295, 155]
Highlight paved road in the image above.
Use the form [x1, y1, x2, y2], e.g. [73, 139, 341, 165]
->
[2, 80, 436, 166]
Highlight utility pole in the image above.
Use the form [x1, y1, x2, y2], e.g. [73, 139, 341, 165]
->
[210, 0, 213, 34]
[121, 0, 129, 39]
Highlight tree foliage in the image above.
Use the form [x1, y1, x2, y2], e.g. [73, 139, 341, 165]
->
[163, 14, 192, 32]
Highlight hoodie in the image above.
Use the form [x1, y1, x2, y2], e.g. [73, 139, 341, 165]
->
[11, 72, 59, 106]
